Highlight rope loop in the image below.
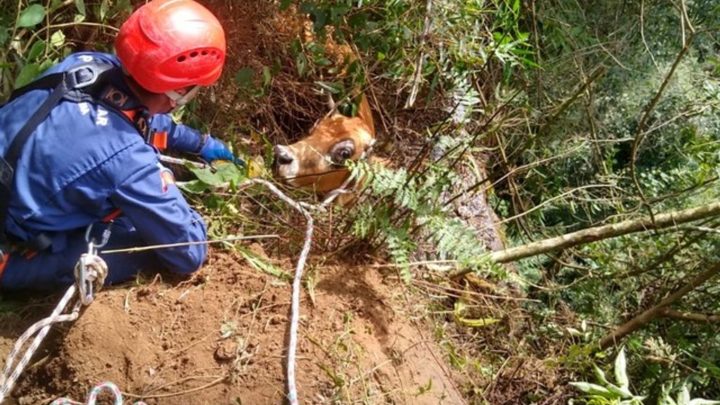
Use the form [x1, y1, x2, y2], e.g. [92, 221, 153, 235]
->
[49, 381, 148, 405]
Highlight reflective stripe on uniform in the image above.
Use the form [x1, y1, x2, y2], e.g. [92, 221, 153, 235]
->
[0, 253, 9, 281]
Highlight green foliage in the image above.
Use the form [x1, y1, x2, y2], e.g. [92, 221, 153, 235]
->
[570, 348, 645, 404]
[287, 0, 533, 106]
[570, 348, 719, 405]
[0, 0, 131, 98]
[490, 0, 720, 399]
[180, 162, 247, 194]
[348, 157, 500, 282]
[233, 65, 274, 100]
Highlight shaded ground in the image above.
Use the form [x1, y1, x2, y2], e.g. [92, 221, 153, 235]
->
[1, 248, 464, 404]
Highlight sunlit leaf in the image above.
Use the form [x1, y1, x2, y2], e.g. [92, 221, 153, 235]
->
[50, 30, 65, 48]
[75, 0, 86, 15]
[17, 4, 46, 28]
[593, 364, 610, 385]
[238, 247, 290, 281]
[315, 81, 343, 94]
[569, 382, 614, 397]
[177, 180, 211, 194]
[614, 348, 629, 389]
[99, 0, 109, 21]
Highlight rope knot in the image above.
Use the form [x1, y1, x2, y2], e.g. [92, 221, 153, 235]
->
[74, 253, 108, 305]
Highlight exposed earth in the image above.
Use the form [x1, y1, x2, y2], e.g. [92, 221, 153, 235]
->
[0, 248, 465, 404]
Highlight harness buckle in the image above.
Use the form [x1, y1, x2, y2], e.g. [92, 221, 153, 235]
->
[66, 65, 101, 90]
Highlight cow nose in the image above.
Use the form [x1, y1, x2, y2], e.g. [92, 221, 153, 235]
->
[274, 145, 294, 165]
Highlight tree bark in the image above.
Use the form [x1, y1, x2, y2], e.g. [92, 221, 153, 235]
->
[598, 262, 720, 350]
[659, 308, 720, 323]
[451, 201, 720, 278]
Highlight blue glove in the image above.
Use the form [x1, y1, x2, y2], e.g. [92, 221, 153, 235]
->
[199, 135, 245, 167]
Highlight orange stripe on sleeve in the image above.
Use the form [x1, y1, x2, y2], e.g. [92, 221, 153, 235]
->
[0, 253, 9, 281]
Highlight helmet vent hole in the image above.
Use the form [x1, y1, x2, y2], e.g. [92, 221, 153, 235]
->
[202, 50, 208, 55]
[190, 51, 199, 58]
[177, 55, 187, 62]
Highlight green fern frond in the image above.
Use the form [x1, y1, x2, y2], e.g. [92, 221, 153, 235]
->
[348, 153, 500, 281]
[385, 226, 416, 283]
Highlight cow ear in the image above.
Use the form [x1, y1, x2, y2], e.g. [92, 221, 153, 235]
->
[357, 94, 376, 137]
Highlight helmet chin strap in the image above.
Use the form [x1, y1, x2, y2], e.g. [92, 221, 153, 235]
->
[166, 86, 200, 107]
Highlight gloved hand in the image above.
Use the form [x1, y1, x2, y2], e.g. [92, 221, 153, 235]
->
[199, 135, 245, 167]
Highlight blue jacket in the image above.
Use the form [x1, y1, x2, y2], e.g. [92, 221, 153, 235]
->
[0, 52, 208, 282]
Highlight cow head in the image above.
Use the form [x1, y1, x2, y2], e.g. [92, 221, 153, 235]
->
[273, 95, 376, 193]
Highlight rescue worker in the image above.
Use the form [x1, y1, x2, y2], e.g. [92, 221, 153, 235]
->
[0, 0, 238, 290]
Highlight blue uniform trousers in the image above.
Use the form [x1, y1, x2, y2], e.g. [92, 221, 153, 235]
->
[1, 217, 163, 291]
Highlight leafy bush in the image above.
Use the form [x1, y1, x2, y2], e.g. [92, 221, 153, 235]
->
[0, 0, 131, 98]
[570, 348, 719, 405]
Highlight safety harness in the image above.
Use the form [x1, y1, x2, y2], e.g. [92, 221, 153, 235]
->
[0, 62, 152, 258]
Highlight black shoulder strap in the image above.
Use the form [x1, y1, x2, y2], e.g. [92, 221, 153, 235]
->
[0, 63, 118, 246]
[7, 63, 111, 103]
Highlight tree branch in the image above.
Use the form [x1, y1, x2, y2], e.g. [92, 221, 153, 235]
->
[598, 262, 720, 350]
[451, 201, 720, 277]
[629, 8, 695, 220]
[404, 0, 433, 108]
[660, 308, 720, 323]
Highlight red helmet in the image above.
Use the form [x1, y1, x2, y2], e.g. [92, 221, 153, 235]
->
[115, 0, 226, 93]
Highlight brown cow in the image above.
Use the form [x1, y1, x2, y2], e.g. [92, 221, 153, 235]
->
[273, 95, 376, 193]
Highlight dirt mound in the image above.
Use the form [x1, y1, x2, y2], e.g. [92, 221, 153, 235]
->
[1, 249, 464, 404]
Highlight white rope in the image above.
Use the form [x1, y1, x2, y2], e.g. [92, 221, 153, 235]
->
[101, 234, 279, 255]
[0, 232, 108, 403]
[50, 381, 147, 405]
[240, 169, 364, 405]
[238, 179, 312, 405]
[286, 204, 313, 405]
[0, 156, 366, 404]
[158, 154, 208, 169]
[235, 152, 369, 404]
[0, 285, 81, 403]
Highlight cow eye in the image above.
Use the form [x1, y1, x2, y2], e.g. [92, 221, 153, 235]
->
[330, 140, 355, 165]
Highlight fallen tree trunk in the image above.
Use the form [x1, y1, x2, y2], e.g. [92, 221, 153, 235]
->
[451, 201, 720, 278]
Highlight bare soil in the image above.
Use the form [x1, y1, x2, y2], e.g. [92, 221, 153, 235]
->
[1, 248, 465, 404]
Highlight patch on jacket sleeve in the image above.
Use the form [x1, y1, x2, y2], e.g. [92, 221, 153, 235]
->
[157, 163, 176, 193]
